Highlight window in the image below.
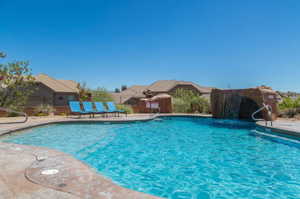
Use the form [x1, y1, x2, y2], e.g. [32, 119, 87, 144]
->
[58, 96, 64, 100]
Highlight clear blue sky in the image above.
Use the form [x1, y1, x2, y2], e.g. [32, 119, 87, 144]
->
[1, 0, 300, 91]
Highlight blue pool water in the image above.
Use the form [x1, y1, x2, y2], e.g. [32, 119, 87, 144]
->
[1, 117, 300, 199]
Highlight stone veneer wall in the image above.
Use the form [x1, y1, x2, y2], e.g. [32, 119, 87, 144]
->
[211, 88, 279, 121]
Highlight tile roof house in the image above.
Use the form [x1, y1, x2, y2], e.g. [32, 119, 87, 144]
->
[111, 80, 213, 105]
[25, 74, 79, 115]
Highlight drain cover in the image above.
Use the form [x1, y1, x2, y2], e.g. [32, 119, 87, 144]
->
[58, 183, 67, 188]
[37, 156, 47, 161]
[41, 169, 59, 175]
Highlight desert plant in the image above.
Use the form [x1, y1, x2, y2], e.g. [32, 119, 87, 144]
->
[279, 97, 300, 110]
[172, 88, 210, 113]
[116, 104, 133, 114]
[278, 97, 300, 118]
[34, 104, 55, 116]
[58, 112, 67, 116]
[7, 112, 20, 117]
[190, 97, 210, 113]
[279, 108, 298, 118]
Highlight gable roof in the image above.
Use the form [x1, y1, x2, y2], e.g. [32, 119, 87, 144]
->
[111, 85, 148, 104]
[147, 80, 212, 94]
[111, 80, 213, 104]
[35, 74, 79, 93]
[57, 80, 79, 92]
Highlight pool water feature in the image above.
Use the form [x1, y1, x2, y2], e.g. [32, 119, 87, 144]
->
[1, 117, 300, 199]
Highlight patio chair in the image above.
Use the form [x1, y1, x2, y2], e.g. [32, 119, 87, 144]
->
[82, 102, 98, 118]
[106, 102, 127, 117]
[94, 102, 107, 117]
[69, 101, 89, 118]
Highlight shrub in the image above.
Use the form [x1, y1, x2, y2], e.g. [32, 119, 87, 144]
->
[280, 109, 296, 118]
[172, 88, 210, 113]
[34, 104, 55, 116]
[278, 97, 300, 118]
[7, 112, 20, 117]
[172, 98, 191, 113]
[116, 104, 133, 114]
[6, 105, 25, 117]
[279, 97, 300, 110]
[59, 112, 67, 116]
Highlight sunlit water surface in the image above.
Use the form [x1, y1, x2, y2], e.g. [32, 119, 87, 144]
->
[2, 117, 300, 199]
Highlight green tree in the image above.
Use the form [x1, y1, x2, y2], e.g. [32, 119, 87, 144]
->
[0, 52, 6, 58]
[0, 52, 36, 110]
[115, 88, 120, 93]
[121, 85, 127, 91]
[77, 82, 90, 101]
[172, 88, 210, 113]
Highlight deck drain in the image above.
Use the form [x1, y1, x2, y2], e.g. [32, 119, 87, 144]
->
[58, 183, 67, 188]
[41, 169, 59, 175]
[37, 156, 47, 161]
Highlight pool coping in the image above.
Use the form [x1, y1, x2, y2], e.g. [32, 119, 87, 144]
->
[256, 121, 300, 138]
[0, 114, 211, 136]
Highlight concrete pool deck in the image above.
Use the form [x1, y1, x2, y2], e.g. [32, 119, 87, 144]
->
[0, 142, 162, 199]
[257, 119, 300, 138]
[1, 114, 300, 199]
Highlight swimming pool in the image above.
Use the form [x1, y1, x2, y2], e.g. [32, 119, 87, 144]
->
[1, 117, 300, 199]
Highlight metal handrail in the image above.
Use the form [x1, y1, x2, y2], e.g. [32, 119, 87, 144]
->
[0, 107, 28, 124]
[251, 103, 273, 126]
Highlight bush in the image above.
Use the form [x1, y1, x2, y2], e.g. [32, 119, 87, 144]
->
[279, 97, 300, 110]
[7, 112, 20, 117]
[116, 104, 133, 114]
[34, 104, 55, 116]
[58, 112, 67, 116]
[172, 98, 191, 113]
[172, 88, 210, 113]
[278, 97, 300, 118]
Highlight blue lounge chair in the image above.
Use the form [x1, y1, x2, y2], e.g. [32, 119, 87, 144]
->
[106, 102, 126, 117]
[94, 102, 107, 117]
[82, 102, 97, 118]
[69, 101, 88, 118]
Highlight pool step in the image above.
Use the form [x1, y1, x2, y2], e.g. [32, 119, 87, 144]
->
[75, 134, 115, 159]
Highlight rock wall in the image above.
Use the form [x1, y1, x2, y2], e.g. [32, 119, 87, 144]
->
[211, 87, 279, 121]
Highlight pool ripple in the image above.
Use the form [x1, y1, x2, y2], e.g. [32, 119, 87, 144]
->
[2, 117, 300, 199]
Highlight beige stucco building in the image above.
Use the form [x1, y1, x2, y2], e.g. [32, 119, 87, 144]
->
[111, 80, 213, 106]
[25, 74, 79, 115]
